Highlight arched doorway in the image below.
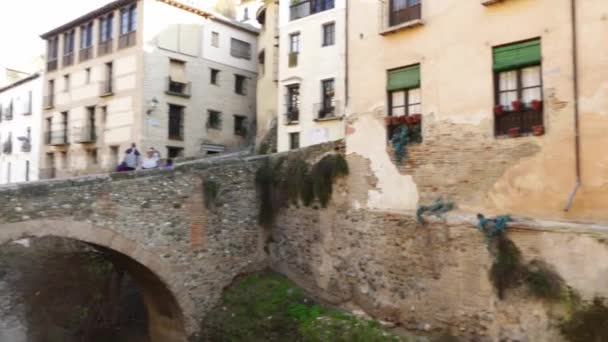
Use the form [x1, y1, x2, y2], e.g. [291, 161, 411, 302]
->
[0, 220, 192, 342]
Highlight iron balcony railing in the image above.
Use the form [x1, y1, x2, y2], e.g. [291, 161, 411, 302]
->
[99, 79, 114, 96]
[47, 59, 58, 72]
[290, 0, 334, 21]
[119, 31, 136, 49]
[166, 77, 192, 98]
[79, 46, 93, 62]
[46, 130, 68, 146]
[43, 95, 55, 109]
[98, 39, 113, 57]
[76, 126, 96, 143]
[62, 52, 74, 67]
[314, 100, 342, 120]
[284, 107, 300, 124]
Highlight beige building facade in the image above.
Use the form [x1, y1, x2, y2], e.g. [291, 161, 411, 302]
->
[345, 0, 608, 223]
[40, 0, 257, 178]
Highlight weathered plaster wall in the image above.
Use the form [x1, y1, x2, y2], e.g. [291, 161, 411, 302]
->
[347, 0, 608, 222]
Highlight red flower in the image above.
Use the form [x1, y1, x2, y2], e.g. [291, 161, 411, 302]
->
[531, 100, 543, 111]
[494, 105, 505, 116]
[532, 125, 544, 136]
[508, 127, 521, 137]
[391, 116, 401, 125]
[512, 100, 522, 111]
[411, 114, 422, 124]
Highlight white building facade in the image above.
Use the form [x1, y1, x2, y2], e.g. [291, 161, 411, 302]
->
[0, 74, 43, 184]
[277, 0, 346, 151]
[40, 0, 258, 178]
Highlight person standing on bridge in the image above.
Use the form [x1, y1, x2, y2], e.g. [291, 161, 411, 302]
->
[123, 143, 140, 171]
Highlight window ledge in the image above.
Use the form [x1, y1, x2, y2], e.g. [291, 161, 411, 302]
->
[481, 0, 506, 5]
[285, 120, 299, 126]
[314, 116, 343, 122]
[99, 92, 114, 98]
[165, 91, 191, 99]
[380, 19, 424, 36]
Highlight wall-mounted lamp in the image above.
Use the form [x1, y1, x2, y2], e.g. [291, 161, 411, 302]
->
[147, 98, 159, 115]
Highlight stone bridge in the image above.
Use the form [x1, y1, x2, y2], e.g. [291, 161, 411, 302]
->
[0, 145, 330, 341]
[3, 140, 608, 342]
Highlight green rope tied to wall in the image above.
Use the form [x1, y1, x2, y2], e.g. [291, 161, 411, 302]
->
[416, 197, 455, 225]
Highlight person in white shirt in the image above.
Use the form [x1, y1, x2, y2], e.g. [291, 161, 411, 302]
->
[141, 148, 160, 170]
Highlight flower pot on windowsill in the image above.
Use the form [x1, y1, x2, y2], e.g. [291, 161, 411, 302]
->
[494, 105, 505, 116]
[410, 114, 422, 124]
[511, 100, 523, 112]
[391, 117, 402, 125]
[531, 100, 543, 111]
[384, 117, 393, 126]
[508, 127, 521, 138]
[532, 125, 544, 136]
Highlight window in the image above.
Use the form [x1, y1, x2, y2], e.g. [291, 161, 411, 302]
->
[289, 33, 300, 53]
[63, 30, 75, 66]
[243, 8, 249, 20]
[80, 22, 94, 49]
[63, 74, 70, 92]
[234, 115, 247, 136]
[285, 84, 300, 122]
[121, 5, 137, 34]
[82, 106, 96, 143]
[207, 110, 222, 130]
[230, 38, 252, 59]
[389, 0, 422, 27]
[318, 79, 335, 119]
[210, 68, 220, 85]
[289, 132, 300, 150]
[167, 146, 184, 159]
[168, 104, 184, 140]
[168, 59, 189, 96]
[100, 106, 108, 125]
[100, 13, 114, 42]
[47, 37, 59, 71]
[387, 64, 422, 139]
[290, 0, 335, 21]
[211, 31, 220, 47]
[258, 50, 265, 75]
[235, 74, 247, 95]
[87, 149, 98, 165]
[493, 39, 543, 136]
[322, 22, 335, 46]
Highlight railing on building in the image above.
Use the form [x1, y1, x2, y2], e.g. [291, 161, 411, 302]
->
[118, 32, 136, 49]
[379, 1, 423, 34]
[289, 0, 335, 21]
[314, 100, 342, 121]
[43, 95, 54, 109]
[98, 40, 114, 57]
[2, 138, 12, 154]
[99, 79, 114, 97]
[47, 59, 58, 72]
[62, 53, 74, 67]
[165, 78, 191, 98]
[46, 130, 68, 146]
[19, 138, 31, 153]
[76, 126, 96, 144]
[284, 108, 300, 124]
[79, 46, 93, 62]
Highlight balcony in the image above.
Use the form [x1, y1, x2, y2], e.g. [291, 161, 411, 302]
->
[284, 108, 300, 124]
[76, 126, 96, 144]
[290, 0, 335, 21]
[18, 137, 31, 152]
[43, 95, 55, 109]
[119, 31, 136, 49]
[99, 79, 114, 97]
[47, 59, 58, 72]
[46, 130, 68, 146]
[79, 46, 93, 62]
[314, 100, 342, 121]
[380, 2, 423, 35]
[165, 78, 191, 98]
[62, 53, 74, 67]
[288, 52, 299, 68]
[98, 40, 113, 57]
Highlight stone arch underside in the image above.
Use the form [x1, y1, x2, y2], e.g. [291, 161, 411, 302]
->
[0, 219, 196, 342]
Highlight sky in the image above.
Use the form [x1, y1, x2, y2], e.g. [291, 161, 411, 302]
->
[0, 0, 110, 71]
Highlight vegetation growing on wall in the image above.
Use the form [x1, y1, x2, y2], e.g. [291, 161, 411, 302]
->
[524, 259, 565, 300]
[203, 178, 220, 209]
[255, 154, 349, 226]
[201, 271, 406, 342]
[559, 297, 608, 342]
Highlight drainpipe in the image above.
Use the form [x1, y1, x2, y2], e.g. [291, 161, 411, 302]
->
[344, 0, 349, 108]
[564, 0, 581, 211]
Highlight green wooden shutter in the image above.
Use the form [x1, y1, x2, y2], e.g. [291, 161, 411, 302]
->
[387, 65, 420, 91]
[493, 39, 541, 71]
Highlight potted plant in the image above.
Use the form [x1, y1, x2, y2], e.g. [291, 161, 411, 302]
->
[494, 105, 505, 116]
[531, 99, 543, 111]
[411, 114, 422, 124]
[511, 100, 523, 112]
[391, 116, 401, 125]
[508, 127, 521, 137]
[532, 125, 544, 136]
[384, 116, 393, 126]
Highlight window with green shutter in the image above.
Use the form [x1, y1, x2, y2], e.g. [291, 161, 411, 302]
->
[493, 39, 541, 72]
[387, 64, 420, 91]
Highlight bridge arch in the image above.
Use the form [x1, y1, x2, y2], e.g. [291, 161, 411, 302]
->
[0, 219, 196, 342]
